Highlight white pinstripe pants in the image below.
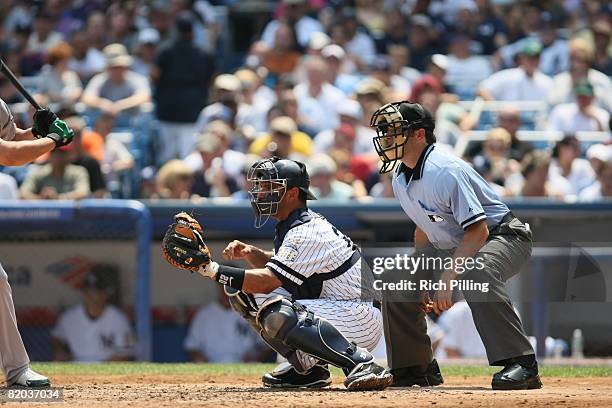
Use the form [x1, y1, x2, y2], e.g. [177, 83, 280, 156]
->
[254, 288, 383, 370]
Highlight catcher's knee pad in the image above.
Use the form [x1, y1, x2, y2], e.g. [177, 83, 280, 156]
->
[224, 286, 258, 322]
[257, 298, 374, 371]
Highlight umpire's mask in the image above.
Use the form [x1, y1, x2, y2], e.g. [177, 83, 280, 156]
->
[370, 101, 435, 173]
[247, 157, 317, 228]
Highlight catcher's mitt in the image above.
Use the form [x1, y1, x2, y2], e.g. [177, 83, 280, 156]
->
[162, 212, 211, 272]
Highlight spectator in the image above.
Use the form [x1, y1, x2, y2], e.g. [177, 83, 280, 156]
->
[467, 106, 534, 162]
[107, 7, 136, 51]
[336, 7, 376, 69]
[26, 9, 62, 57]
[549, 37, 612, 112]
[132, 28, 160, 77]
[586, 144, 612, 178]
[260, 0, 323, 49]
[20, 147, 91, 200]
[155, 159, 194, 199]
[190, 132, 239, 199]
[506, 150, 570, 199]
[580, 159, 612, 202]
[293, 57, 346, 135]
[368, 56, 411, 101]
[445, 32, 492, 99]
[478, 39, 554, 102]
[195, 74, 241, 133]
[63, 115, 107, 198]
[0, 172, 18, 200]
[547, 79, 610, 133]
[81, 43, 151, 124]
[472, 127, 518, 191]
[184, 120, 245, 182]
[407, 15, 437, 72]
[549, 135, 596, 195]
[68, 30, 106, 83]
[52, 267, 134, 362]
[307, 153, 353, 200]
[472, 0, 508, 56]
[152, 13, 215, 164]
[591, 19, 612, 76]
[321, 44, 360, 97]
[314, 99, 375, 155]
[260, 21, 302, 76]
[185, 285, 270, 363]
[387, 44, 421, 89]
[277, 88, 314, 136]
[37, 42, 82, 104]
[85, 11, 107, 51]
[369, 172, 394, 198]
[249, 115, 312, 159]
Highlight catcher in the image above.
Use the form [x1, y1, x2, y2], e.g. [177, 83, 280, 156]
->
[162, 157, 392, 391]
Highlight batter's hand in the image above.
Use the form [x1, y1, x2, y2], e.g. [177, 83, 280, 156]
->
[222, 240, 254, 260]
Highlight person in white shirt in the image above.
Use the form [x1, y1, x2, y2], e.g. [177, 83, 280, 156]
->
[293, 57, 347, 135]
[338, 9, 376, 69]
[549, 135, 596, 195]
[579, 159, 612, 202]
[185, 285, 268, 362]
[52, 268, 134, 362]
[547, 79, 610, 134]
[260, 0, 323, 49]
[436, 301, 487, 359]
[445, 33, 492, 98]
[478, 39, 553, 102]
[0, 172, 18, 200]
[68, 30, 107, 83]
[548, 37, 612, 112]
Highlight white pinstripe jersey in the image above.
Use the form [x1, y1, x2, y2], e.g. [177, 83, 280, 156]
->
[266, 208, 363, 301]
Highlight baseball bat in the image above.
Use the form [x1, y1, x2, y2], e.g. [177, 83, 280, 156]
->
[0, 58, 42, 110]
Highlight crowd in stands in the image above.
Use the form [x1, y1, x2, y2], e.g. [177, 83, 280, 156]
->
[0, 0, 610, 203]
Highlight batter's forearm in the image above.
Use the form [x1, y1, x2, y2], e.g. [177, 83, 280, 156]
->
[0, 138, 55, 166]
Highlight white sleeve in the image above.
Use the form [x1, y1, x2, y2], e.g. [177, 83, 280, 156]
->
[184, 309, 206, 352]
[479, 71, 505, 99]
[545, 105, 564, 131]
[111, 312, 135, 356]
[50, 312, 69, 342]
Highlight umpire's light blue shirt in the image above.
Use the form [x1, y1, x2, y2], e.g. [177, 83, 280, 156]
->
[392, 144, 509, 250]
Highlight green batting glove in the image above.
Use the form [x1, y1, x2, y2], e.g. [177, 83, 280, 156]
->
[44, 118, 74, 147]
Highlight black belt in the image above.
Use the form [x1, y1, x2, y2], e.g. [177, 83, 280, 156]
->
[489, 211, 515, 233]
[372, 300, 381, 310]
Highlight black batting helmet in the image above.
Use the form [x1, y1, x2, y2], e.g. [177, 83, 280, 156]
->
[247, 157, 317, 228]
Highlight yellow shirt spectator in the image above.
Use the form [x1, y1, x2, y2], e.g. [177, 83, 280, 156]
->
[249, 116, 313, 158]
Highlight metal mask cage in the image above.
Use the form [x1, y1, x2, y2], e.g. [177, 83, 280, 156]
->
[370, 103, 426, 174]
[247, 159, 288, 228]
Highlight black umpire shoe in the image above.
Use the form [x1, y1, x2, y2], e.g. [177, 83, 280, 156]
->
[262, 362, 332, 389]
[344, 362, 393, 391]
[390, 359, 444, 387]
[491, 363, 543, 390]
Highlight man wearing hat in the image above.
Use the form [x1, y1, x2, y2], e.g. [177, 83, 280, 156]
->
[370, 101, 541, 390]
[547, 78, 610, 133]
[152, 12, 215, 165]
[52, 267, 134, 362]
[249, 116, 313, 159]
[0, 98, 73, 387]
[478, 39, 553, 102]
[81, 43, 151, 122]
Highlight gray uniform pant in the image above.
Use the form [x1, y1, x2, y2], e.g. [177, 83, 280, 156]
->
[383, 215, 535, 368]
[0, 262, 30, 384]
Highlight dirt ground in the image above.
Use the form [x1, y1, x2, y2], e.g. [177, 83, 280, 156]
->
[3, 374, 612, 407]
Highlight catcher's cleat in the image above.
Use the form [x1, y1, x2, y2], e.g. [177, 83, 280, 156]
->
[262, 362, 332, 389]
[390, 358, 444, 387]
[11, 368, 50, 388]
[491, 363, 542, 390]
[343, 362, 393, 391]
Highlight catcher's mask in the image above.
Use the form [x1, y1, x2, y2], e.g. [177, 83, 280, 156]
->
[248, 157, 317, 228]
[370, 101, 434, 173]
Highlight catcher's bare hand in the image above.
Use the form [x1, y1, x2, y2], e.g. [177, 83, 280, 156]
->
[222, 240, 254, 260]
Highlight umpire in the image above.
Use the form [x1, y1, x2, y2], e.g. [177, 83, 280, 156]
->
[370, 101, 542, 390]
